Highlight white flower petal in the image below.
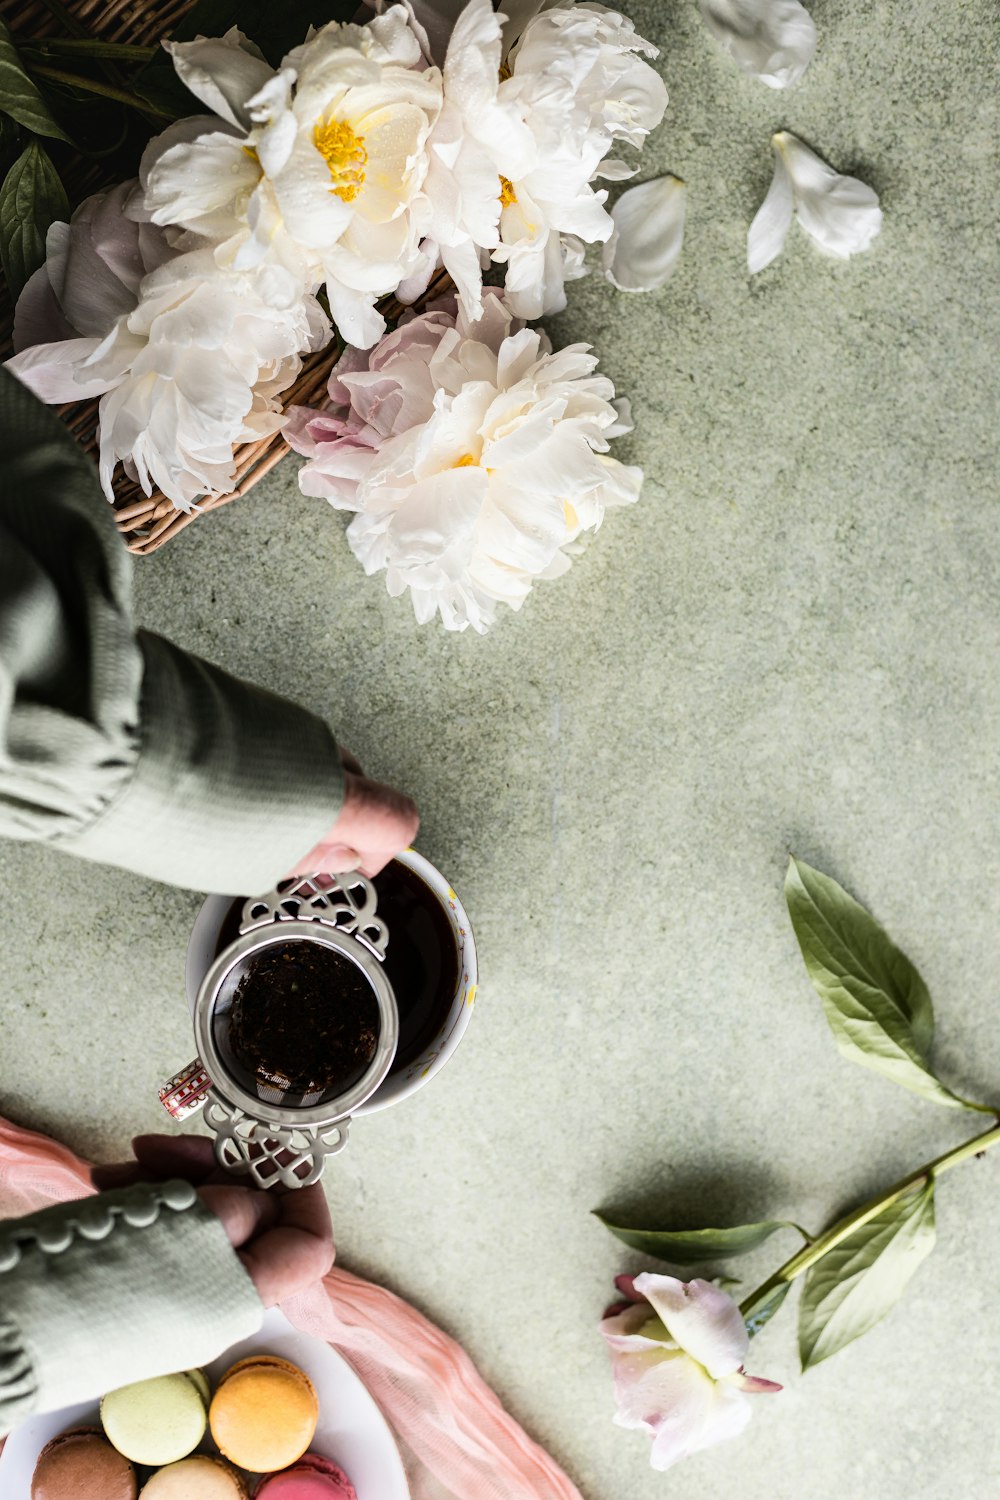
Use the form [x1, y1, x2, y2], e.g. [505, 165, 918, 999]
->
[777, 130, 883, 258]
[647, 1368, 752, 1472]
[595, 157, 639, 181]
[602, 175, 685, 292]
[747, 140, 794, 272]
[633, 1274, 748, 1378]
[144, 131, 256, 238]
[6, 338, 112, 401]
[698, 0, 816, 88]
[166, 28, 273, 129]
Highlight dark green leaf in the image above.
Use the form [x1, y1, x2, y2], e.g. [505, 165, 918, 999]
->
[0, 141, 68, 300]
[0, 112, 19, 177]
[596, 1214, 800, 1266]
[785, 857, 967, 1109]
[0, 21, 70, 141]
[741, 1280, 791, 1337]
[134, 0, 358, 117]
[798, 1181, 935, 1369]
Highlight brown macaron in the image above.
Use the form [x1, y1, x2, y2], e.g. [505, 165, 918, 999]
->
[31, 1426, 137, 1500]
[209, 1356, 319, 1472]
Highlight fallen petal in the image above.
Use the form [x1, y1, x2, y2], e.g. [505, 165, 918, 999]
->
[602, 176, 686, 292]
[699, 0, 816, 88]
[747, 141, 794, 272]
[776, 131, 883, 258]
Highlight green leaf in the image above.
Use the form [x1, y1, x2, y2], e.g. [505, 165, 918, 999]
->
[741, 1280, 791, 1337]
[798, 1180, 935, 1369]
[0, 141, 68, 300]
[596, 1214, 801, 1266]
[785, 857, 969, 1109]
[0, 21, 70, 141]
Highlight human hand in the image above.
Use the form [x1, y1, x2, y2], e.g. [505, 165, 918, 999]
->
[91, 1135, 333, 1307]
[288, 747, 420, 879]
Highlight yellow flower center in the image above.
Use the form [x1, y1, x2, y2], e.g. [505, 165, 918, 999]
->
[499, 175, 517, 208]
[498, 61, 512, 82]
[454, 453, 478, 467]
[313, 117, 368, 202]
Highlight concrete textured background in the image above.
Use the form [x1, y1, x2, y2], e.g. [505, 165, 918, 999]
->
[3, 0, 1000, 1495]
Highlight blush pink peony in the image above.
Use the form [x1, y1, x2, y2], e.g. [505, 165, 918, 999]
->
[600, 1272, 781, 1471]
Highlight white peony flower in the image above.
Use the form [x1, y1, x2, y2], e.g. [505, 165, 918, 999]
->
[139, 11, 442, 348]
[284, 290, 642, 633]
[602, 174, 686, 291]
[747, 131, 883, 272]
[492, 2, 668, 317]
[698, 0, 816, 89]
[8, 182, 329, 509]
[399, 0, 536, 322]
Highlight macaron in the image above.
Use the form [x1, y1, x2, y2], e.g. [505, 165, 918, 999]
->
[254, 1453, 357, 1499]
[31, 1425, 137, 1500]
[140, 1455, 249, 1497]
[210, 1356, 318, 1472]
[101, 1369, 209, 1465]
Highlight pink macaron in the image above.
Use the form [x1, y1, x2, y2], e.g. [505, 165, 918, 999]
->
[254, 1452, 357, 1499]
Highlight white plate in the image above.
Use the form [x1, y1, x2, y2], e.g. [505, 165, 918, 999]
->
[0, 1308, 409, 1498]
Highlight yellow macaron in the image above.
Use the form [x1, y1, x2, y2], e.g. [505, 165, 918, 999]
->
[209, 1356, 318, 1472]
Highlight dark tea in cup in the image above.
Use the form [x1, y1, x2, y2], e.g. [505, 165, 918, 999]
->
[213, 857, 460, 1081]
[224, 941, 381, 1102]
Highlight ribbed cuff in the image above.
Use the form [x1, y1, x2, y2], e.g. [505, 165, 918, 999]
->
[59, 631, 344, 894]
[0, 1182, 263, 1429]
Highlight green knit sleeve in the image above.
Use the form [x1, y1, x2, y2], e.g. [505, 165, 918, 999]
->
[0, 1181, 263, 1436]
[0, 367, 343, 894]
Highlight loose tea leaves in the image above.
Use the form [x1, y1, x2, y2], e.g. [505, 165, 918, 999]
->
[229, 942, 380, 1095]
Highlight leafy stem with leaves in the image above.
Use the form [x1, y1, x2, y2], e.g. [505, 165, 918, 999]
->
[600, 857, 1000, 1375]
[740, 1115, 1000, 1358]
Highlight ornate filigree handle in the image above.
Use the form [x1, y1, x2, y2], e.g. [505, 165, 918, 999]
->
[203, 1094, 351, 1189]
[239, 871, 388, 959]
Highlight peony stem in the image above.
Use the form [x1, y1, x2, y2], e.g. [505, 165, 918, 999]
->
[28, 39, 158, 61]
[28, 63, 172, 117]
[740, 1118, 1000, 1324]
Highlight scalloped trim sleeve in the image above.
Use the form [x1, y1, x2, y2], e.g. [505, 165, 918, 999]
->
[0, 1181, 263, 1436]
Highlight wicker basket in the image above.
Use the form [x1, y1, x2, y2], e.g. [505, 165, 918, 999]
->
[0, 0, 453, 553]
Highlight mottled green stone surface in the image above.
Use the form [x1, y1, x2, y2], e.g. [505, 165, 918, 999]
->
[3, 1, 1000, 1495]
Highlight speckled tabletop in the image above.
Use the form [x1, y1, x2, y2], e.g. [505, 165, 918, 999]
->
[4, 1, 1000, 1496]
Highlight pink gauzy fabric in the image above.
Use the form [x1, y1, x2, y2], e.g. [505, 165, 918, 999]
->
[0, 1116, 582, 1500]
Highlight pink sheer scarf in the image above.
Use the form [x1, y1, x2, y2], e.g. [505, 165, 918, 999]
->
[0, 1116, 582, 1500]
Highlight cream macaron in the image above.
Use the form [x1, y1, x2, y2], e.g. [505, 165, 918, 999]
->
[140, 1455, 249, 1497]
[101, 1369, 209, 1466]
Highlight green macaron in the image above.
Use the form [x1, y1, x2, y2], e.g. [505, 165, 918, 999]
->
[101, 1369, 209, 1466]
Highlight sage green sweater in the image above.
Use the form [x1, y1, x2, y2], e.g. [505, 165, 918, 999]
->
[0, 365, 344, 893]
[0, 368, 351, 1432]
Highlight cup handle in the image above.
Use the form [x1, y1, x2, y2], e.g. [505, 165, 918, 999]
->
[159, 1059, 212, 1122]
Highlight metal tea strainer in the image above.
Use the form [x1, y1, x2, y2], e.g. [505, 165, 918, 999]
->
[159, 871, 398, 1189]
